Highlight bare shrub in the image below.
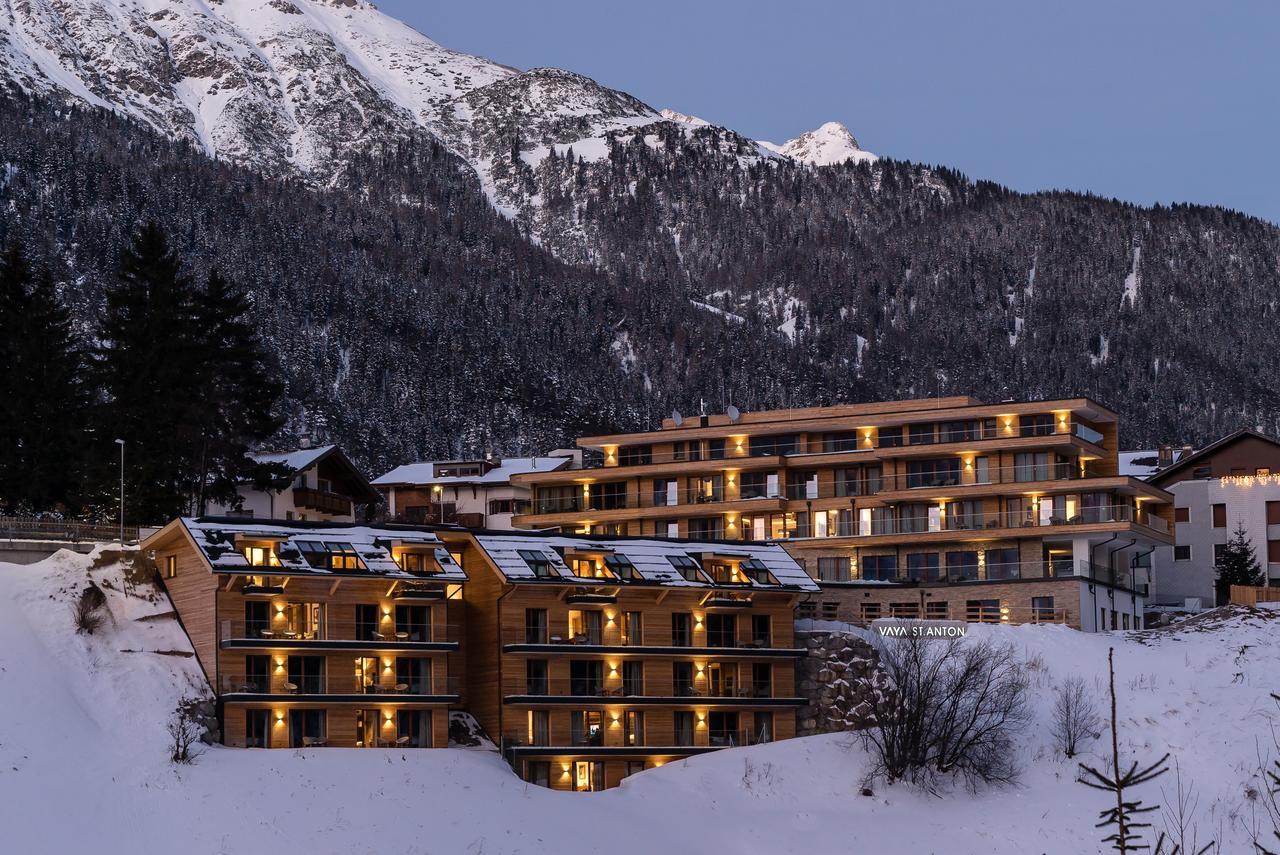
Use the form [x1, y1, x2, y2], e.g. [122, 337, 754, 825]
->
[1255, 692, 1280, 854]
[72, 584, 107, 635]
[1052, 674, 1102, 758]
[168, 697, 204, 764]
[859, 635, 1031, 791]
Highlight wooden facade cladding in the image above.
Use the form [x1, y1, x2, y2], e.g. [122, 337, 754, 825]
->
[445, 533, 807, 789]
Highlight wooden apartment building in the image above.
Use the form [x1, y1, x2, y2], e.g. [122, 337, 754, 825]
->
[144, 519, 468, 749]
[442, 530, 816, 791]
[509, 396, 1175, 632]
[144, 519, 816, 791]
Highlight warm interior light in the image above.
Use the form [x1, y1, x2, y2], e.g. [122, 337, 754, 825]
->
[275, 711, 285, 723]
[385, 711, 395, 723]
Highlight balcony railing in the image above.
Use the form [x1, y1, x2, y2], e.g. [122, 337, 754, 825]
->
[0, 515, 140, 544]
[834, 559, 1136, 589]
[504, 728, 773, 752]
[220, 620, 459, 645]
[292, 487, 353, 516]
[221, 674, 459, 696]
[502, 678, 782, 700]
[846, 505, 1166, 538]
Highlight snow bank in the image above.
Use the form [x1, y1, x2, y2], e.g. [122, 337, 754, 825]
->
[1, 551, 1276, 854]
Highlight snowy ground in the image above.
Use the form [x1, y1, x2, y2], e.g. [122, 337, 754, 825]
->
[1, 549, 1277, 854]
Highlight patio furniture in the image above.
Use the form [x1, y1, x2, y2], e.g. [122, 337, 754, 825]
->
[395, 631, 410, 641]
[394, 683, 409, 693]
[396, 735, 410, 746]
[285, 682, 298, 694]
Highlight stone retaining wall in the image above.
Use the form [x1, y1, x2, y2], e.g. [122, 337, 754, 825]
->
[796, 630, 893, 736]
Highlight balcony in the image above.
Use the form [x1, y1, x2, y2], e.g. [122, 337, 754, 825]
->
[292, 487, 353, 517]
[220, 620, 460, 651]
[842, 558, 1138, 591]
[501, 678, 803, 705]
[842, 504, 1168, 539]
[221, 674, 459, 701]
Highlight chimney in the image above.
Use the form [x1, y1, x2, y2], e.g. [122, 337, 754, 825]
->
[1179, 444, 1194, 462]
[1157, 445, 1173, 467]
[299, 436, 312, 450]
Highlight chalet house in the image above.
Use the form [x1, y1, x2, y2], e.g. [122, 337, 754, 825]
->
[509, 396, 1174, 632]
[1142, 429, 1280, 606]
[143, 518, 468, 749]
[207, 444, 382, 523]
[373, 451, 580, 529]
[436, 529, 817, 791]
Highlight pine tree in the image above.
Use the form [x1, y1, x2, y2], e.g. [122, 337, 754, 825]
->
[191, 269, 284, 513]
[0, 242, 88, 513]
[1215, 522, 1263, 605]
[91, 222, 205, 523]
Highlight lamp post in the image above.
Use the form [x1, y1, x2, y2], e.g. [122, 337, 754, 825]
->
[114, 438, 125, 543]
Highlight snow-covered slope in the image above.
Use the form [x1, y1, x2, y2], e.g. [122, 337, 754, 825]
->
[2, 550, 1277, 854]
[0, 0, 871, 203]
[760, 120, 877, 166]
[0, 0, 514, 173]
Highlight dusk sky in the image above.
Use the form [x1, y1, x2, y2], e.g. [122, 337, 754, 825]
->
[378, 0, 1280, 223]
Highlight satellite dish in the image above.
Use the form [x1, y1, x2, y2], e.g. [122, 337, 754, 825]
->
[672, 410, 684, 427]
[726, 405, 741, 423]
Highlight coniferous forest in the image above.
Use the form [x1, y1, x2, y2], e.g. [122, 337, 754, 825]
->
[1, 91, 1278, 520]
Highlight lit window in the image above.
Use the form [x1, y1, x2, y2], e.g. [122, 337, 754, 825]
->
[165, 555, 177, 578]
[739, 558, 776, 585]
[243, 546, 280, 567]
[295, 540, 364, 571]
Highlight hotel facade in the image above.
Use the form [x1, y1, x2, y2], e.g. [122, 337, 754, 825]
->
[509, 397, 1175, 631]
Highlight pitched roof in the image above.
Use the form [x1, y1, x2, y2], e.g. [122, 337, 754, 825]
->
[469, 531, 818, 592]
[250, 445, 381, 504]
[176, 517, 466, 581]
[371, 455, 575, 487]
[1147, 429, 1280, 487]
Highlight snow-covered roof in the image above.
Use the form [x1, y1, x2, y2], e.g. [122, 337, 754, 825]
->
[1119, 450, 1162, 480]
[250, 444, 337, 473]
[470, 533, 817, 591]
[372, 455, 574, 487]
[178, 518, 466, 582]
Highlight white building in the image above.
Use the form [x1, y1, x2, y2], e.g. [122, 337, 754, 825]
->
[206, 445, 381, 523]
[1132, 430, 1280, 607]
[372, 451, 581, 530]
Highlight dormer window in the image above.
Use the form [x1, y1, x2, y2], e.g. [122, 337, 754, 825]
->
[243, 546, 280, 567]
[739, 558, 776, 585]
[296, 540, 364, 571]
[518, 549, 556, 578]
[397, 551, 426, 573]
[666, 554, 704, 582]
[604, 554, 639, 580]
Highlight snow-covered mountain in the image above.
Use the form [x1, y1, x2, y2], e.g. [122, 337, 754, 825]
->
[760, 121, 877, 166]
[0, 0, 871, 200]
[0, 0, 515, 174]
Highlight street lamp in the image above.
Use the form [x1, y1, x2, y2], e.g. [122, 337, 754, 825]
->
[114, 439, 125, 543]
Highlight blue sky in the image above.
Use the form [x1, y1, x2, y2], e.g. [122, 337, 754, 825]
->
[378, 1, 1279, 224]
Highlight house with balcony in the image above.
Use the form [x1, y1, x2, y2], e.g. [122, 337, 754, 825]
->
[373, 451, 581, 529]
[206, 444, 382, 523]
[1141, 429, 1280, 606]
[141, 518, 468, 749]
[438, 529, 817, 791]
[509, 397, 1174, 632]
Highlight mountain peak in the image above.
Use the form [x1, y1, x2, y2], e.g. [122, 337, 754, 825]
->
[763, 121, 877, 167]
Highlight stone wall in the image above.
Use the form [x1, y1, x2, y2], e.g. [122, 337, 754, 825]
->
[796, 630, 893, 736]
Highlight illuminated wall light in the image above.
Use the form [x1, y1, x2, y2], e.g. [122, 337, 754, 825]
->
[274, 711, 285, 724]
[385, 711, 395, 723]
[697, 713, 706, 725]
[695, 663, 705, 675]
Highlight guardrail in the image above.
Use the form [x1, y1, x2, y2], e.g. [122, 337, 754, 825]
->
[0, 516, 138, 544]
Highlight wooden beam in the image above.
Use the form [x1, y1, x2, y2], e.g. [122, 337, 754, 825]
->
[223, 575, 237, 592]
[386, 582, 399, 598]
[655, 588, 670, 605]
[329, 579, 342, 596]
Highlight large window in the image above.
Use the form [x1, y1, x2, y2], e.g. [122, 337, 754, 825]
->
[823, 431, 860, 453]
[862, 555, 897, 581]
[354, 603, 381, 640]
[705, 613, 737, 647]
[671, 612, 692, 647]
[619, 445, 652, 466]
[708, 711, 739, 746]
[899, 504, 930, 534]
[984, 548, 1020, 580]
[624, 710, 645, 746]
[739, 471, 774, 499]
[396, 710, 432, 747]
[589, 481, 628, 510]
[621, 611, 643, 645]
[288, 709, 326, 748]
[908, 423, 936, 445]
[906, 552, 941, 582]
[1019, 414, 1055, 437]
[966, 599, 1001, 623]
[946, 500, 983, 531]
[622, 661, 644, 696]
[817, 556, 852, 582]
[687, 517, 724, 541]
[1014, 452, 1051, 482]
[878, 427, 904, 448]
[570, 711, 603, 746]
[569, 660, 603, 696]
[525, 609, 547, 644]
[535, 486, 580, 514]
[946, 551, 980, 582]
[785, 471, 818, 500]
[568, 610, 603, 645]
[674, 711, 695, 746]
[834, 468, 860, 497]
[525, 659, 548, 694]
[939, 420, 979, 442]
[394, 605, 430, 641]
[749, 434, 799, 457]
[906, 458, 961, 488]
[673, 662, 695, 696]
